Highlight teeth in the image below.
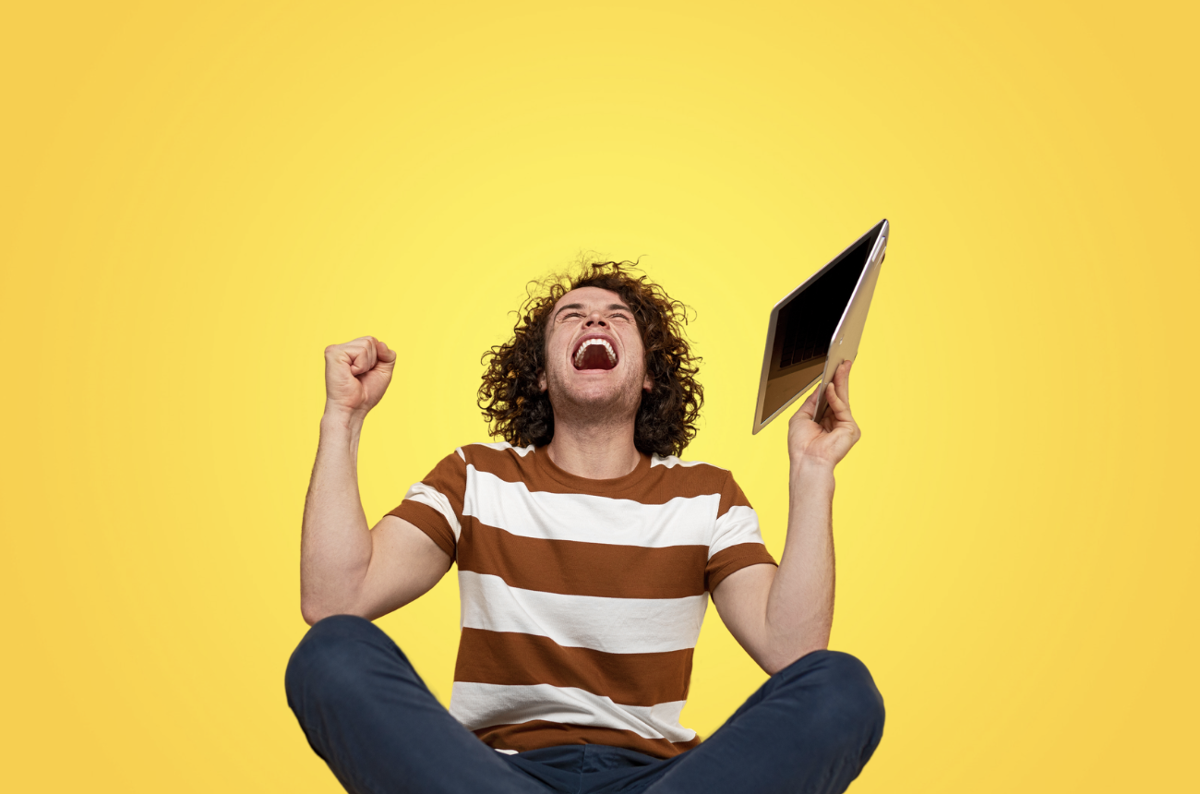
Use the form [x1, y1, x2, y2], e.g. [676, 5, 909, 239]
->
[574, 338, 617, 367]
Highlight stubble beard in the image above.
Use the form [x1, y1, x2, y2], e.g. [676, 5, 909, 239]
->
[544, 365, 646, 436]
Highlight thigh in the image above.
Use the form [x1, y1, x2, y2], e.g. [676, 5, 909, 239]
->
[285, 615, 550, 794]
[641, 651, 885, 794]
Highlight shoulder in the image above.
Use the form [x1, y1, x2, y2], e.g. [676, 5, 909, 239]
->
[456, 441, 536, 466]
[421, 441, 533, 479]
[649, 453, 726, 473]
[650, 454, 731, 479]
[446, 442, 540, 489]
[649, 454, 737, 495]
[460, 440, 537, 456]
[651, 454, 754, 514]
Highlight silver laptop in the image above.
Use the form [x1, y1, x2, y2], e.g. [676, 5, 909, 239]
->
[752, 219, 889, 433]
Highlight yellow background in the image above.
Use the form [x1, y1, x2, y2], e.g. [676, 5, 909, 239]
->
[2, 1, 1197, 791]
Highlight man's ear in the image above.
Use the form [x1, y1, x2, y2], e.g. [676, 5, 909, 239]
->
[538, 370, 547, 392]
[643, 372, 653, 392]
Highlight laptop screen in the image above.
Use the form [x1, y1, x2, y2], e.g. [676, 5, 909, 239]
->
[760, 229, 878, 422]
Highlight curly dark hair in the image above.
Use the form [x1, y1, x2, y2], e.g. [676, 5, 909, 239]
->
[478, 260, 703, 458]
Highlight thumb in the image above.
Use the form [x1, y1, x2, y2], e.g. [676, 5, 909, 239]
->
[375, 338, 397, 365]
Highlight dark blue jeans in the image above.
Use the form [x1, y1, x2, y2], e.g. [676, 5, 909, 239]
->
[286, 615, 884, 794]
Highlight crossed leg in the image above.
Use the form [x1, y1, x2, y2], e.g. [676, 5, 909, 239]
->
[637, 650, 885, 794]
[285, 615, 549, 794]
[286, 616, 884, 794]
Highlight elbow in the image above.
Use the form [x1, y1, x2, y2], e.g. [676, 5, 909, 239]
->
[300, 597, 342, 627]
[300, 602, 323, 627]
[301, 574, 372, 625]
[301, 593, 369, 626]
[760, 640, 829, 676]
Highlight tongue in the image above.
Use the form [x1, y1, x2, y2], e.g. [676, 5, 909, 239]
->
[577, 345, 616, 370]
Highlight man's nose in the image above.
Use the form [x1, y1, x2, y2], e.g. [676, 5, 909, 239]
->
[584, 312, 608, 327]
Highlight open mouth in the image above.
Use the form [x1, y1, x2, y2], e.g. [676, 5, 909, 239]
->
[572, 336, 618, 370]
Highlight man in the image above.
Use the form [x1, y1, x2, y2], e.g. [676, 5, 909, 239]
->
[287, 262, 884, 794]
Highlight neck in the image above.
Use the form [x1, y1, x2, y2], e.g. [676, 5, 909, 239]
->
[545, 417, 642, 479]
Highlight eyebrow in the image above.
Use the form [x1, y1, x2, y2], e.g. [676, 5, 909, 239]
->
[553, 302, 632, 321]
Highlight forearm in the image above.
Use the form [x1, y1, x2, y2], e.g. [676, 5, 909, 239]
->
[300, 409, 373, 623]
[762, 457, 837, 663]
[719, 361, 857, 674]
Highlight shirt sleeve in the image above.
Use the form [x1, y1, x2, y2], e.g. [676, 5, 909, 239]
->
[705, 471, 777, 592]
[386, 448, 467, 562]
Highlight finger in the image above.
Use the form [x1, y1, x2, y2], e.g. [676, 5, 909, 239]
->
[834, 359, 852, 406]
[825, 379, 856, 427]
[796, 385, 819, 421]
[349, 337, 378, 375]
[375, 338, 398, 364]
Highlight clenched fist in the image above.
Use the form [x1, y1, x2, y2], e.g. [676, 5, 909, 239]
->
[323, 336, 397, 419]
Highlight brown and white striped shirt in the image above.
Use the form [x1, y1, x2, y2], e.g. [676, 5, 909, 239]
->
[388, 441, 777, 759]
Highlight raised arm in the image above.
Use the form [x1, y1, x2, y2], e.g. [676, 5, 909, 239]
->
[300, 336, 452, 626]
[712, 359, 859, 674]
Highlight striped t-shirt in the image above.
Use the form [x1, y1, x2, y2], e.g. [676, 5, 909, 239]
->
[388, 441, 777, 759]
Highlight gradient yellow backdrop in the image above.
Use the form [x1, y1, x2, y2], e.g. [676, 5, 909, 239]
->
[2, 2, 1197, 791]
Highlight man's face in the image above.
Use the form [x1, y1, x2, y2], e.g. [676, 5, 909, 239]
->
[539, 286, 653, 417]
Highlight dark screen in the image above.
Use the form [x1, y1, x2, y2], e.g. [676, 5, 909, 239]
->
[761, 231, 876, 420]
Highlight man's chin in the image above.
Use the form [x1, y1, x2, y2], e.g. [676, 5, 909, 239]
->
[549, 381, 643, 415]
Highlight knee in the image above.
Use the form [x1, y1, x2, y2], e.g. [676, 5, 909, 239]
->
[284, 614, 388, 705]
[781, 651, 886, 743]
[819, 652, 885, 746]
